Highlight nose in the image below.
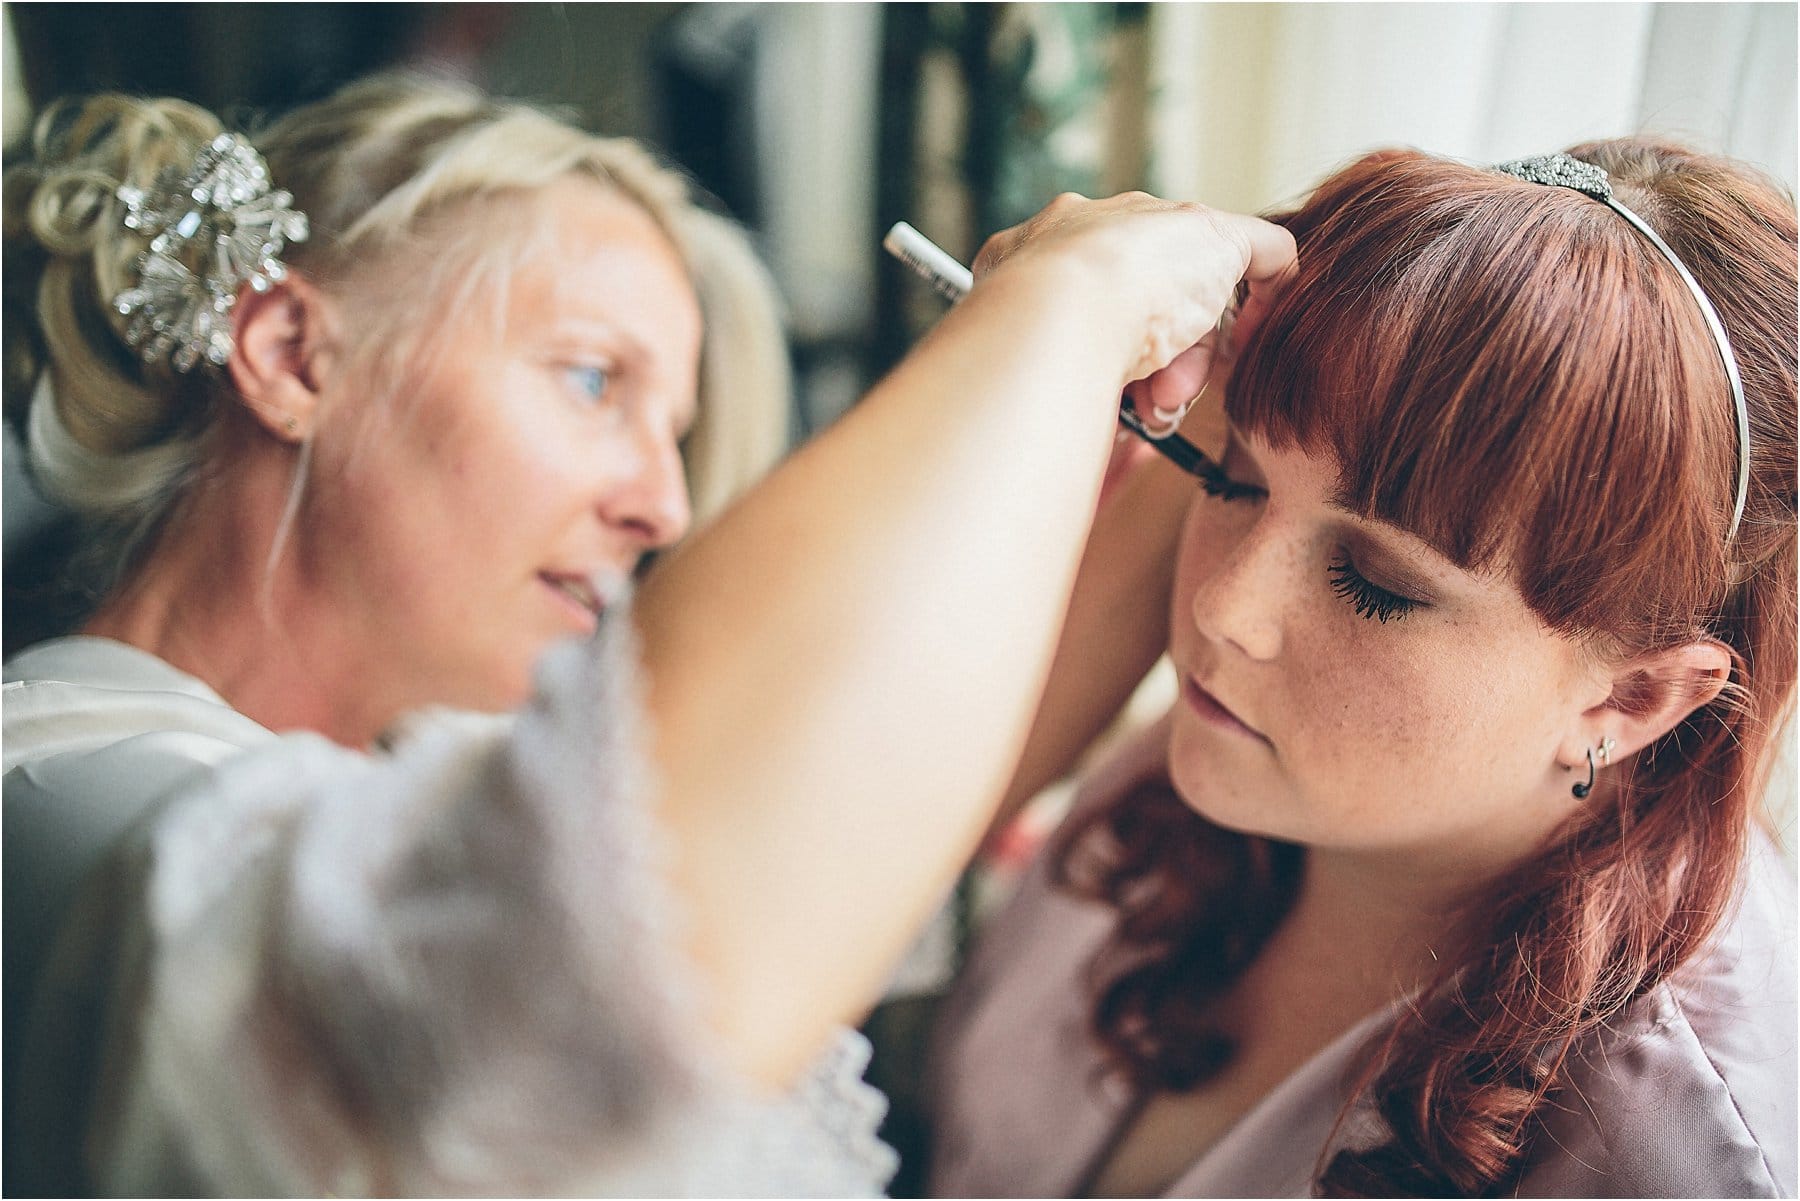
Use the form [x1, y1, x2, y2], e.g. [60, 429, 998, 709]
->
[1186, 522, 1295, 662]
[602, 417, 692, 551]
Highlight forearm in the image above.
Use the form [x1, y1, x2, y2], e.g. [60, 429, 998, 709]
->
[636, 258, 1128, 1086]
[990, 454, 1195, 834]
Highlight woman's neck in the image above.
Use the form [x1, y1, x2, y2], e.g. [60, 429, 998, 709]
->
[1230, 845, 1483, 1044]
[81, 439, 393, 748]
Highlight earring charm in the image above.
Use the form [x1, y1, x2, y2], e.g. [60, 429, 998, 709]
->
[1571, 737, 1616, 799]
[1572, 748, 1596, 799]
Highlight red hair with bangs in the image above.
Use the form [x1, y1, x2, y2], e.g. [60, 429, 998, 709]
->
[1052, 139, 1797, 1196]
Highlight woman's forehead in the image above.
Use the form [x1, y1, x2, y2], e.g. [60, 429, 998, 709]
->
[501, 185, 702, 348]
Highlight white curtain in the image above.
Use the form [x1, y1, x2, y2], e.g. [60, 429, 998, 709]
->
[1149, 2, 1797, 211]
[750, 4, 884, 346]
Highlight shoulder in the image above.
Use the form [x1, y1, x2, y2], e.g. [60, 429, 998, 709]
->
[1521, 841, 1797, 1197]
[923, 720, 1169, 1196]
[5, 638, 281, 981]
[4, 636, 273, 773]
[940, 714, 1171, 1015]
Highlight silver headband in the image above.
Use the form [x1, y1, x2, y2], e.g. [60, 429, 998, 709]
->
[1492, 152, 1750, 544]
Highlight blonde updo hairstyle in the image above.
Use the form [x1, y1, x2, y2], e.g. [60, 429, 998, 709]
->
[4, 74, 790, 591]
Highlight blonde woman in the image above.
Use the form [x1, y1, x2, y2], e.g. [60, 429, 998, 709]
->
[2, 75, 1294, 1194]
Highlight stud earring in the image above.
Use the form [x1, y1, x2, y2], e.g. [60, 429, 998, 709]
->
[1596, 736, 1616, 767]
[284, 415, 298, 435]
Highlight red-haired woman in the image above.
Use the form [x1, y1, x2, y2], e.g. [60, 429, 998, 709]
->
[924, 140, 1796, 1197]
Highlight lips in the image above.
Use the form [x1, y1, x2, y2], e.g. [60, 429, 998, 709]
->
[540, 571, 606, 623]
[1182, 674, 1270, 745]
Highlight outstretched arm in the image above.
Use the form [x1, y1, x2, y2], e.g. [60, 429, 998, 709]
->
[989, 311, 1263, 837]
[636, 194, 1296, 1087]
[987, 445, 1199, 838]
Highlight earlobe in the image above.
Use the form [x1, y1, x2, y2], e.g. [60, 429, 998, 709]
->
[227, 277, 335, 442]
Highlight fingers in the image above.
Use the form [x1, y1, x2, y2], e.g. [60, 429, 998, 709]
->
[1138, 341, 1214, 436]
[966, 191, 1299, 399]
[972, 228, 1015, 279]
[1218, 212, 1299, 348]
[1214, 210, 1298, 291]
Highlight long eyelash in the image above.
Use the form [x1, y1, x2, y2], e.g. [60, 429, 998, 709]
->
[1195, 455, 1266, 503]
[1327, 556, 1417, 623]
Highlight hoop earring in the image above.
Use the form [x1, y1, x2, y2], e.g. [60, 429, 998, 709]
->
[1572, 747, 1597, 799]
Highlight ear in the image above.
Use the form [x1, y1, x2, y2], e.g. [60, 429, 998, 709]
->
[226, 275, 339, 443]
[1562, 640, 1732, 768]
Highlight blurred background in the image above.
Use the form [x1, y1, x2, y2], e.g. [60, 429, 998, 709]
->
[5, 5, 1795, 1189]
[6, 1, 1795, 500]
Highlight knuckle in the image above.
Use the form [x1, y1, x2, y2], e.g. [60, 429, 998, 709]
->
[1180, 200, 1221, 226]
[974, 230, 1012, 272]
[1203, 211, 1253, 259]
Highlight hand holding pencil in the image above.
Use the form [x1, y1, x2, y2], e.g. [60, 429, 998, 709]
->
[884, 195, 1296, 479]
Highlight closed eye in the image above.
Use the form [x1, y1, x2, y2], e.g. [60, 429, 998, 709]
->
[1327, 555, 1420, 622]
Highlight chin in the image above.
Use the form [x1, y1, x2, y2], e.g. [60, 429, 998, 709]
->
[495, 653, 547, 712]
[1166, 740, 1295, 844]
[445, 653, 538, 716]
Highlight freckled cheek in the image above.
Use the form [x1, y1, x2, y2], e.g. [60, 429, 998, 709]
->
[1274, 618, 1496, 820]
[1286, 631, 1425, 770]
[435, 410, 578, 519]
[1318, 640, 1558, 835]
